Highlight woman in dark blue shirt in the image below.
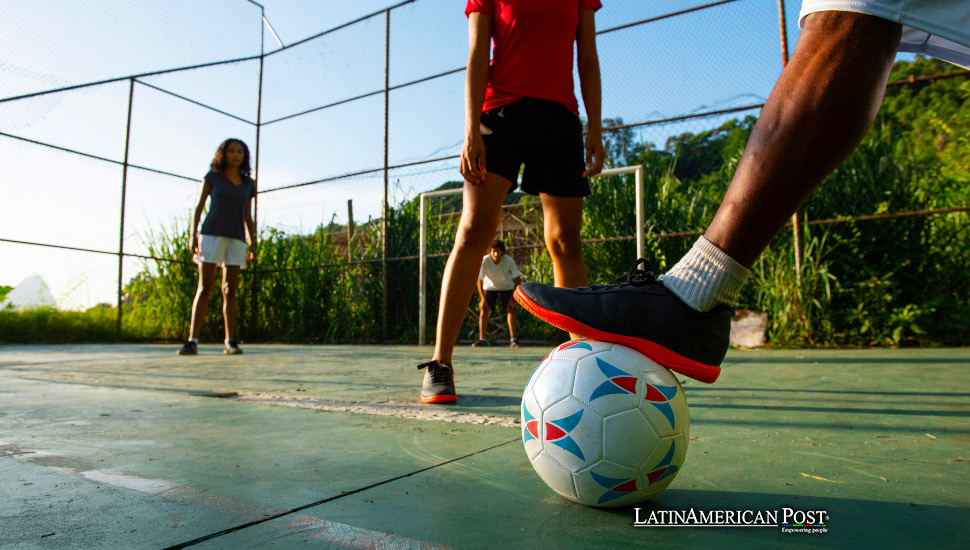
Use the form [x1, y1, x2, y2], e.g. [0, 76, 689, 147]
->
[177, 138, 256, 355]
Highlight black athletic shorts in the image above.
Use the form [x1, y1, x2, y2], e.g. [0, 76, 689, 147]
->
[480, 97, 590, 198]
[484, 289, 515, 313]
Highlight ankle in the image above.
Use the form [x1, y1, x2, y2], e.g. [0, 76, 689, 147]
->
[659, 236, 750, 311]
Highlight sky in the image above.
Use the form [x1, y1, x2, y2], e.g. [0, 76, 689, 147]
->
[0, 0, 914, 309]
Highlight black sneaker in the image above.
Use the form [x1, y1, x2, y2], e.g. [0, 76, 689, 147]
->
[509, 338, 520, 348]
[471, 339, 489, 347]
[177, 340, 198, 355]
[416, 360, 457, 403]
[224, 339, 243, 355]
[513, 259, 731, 383]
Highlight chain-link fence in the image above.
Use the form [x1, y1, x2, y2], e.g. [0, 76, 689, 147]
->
[2, 0, 967, 346]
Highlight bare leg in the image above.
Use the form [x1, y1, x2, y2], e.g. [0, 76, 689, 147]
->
[189, 262, 217, 339]
[507, 302, 518, 340]
[433, 174, 511, 364]
[704, 12, 902, 267]
[478, 303, 491, 340]
[540, 193, 589, 288]
[222, 265, 241, 340]
[540, 193, 588, 338]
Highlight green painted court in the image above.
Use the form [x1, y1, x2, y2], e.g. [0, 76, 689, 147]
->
[2, 344, 968, 549]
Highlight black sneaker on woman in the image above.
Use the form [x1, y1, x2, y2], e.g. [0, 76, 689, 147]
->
[177, 340, 198, 355]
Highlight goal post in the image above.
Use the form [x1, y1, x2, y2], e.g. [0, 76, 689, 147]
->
[417, 164, 645, 346]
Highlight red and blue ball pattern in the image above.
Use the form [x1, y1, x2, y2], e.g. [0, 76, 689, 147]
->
[522, 403, 587, 461]
[591, 439, 679, 504]
[588, 357, 679, 430]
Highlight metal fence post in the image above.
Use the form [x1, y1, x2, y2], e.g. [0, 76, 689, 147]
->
[777, 0, 804, 284]
[418, 194, 428, 346]
[117, 77, 136, 338]
[381, 8, 391, 342]
[250, 9, 265, 340]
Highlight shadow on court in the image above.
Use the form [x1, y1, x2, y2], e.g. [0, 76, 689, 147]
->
[0, 345, 968, 548]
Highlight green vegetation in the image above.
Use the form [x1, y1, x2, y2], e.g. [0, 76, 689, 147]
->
[0, 306, 117, 343]
[2, 59, 966, 347]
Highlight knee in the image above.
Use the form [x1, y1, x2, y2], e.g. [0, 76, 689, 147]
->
[198, 280, 215, 298]
[455, 219, 495, 251]
[545, 229, 583, 261]
[222, 281, 237, 300]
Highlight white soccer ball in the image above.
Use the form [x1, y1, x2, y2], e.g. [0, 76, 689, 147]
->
[521, 339, 690, 507]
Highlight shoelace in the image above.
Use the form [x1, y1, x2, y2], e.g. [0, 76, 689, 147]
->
[416, 360, 452, 383]
[578, 258, 658, 291]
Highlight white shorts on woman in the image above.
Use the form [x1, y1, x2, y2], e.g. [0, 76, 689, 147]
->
[800, 0, 970, 69]
[196, 234, 248, 268]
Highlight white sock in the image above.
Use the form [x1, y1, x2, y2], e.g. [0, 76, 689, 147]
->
[658, 236, 751, 312]
[225, 338, 232, 346]
[189, 338, 198, 344]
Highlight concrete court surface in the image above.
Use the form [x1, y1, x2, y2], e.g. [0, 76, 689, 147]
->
[1, 344, 968, 549]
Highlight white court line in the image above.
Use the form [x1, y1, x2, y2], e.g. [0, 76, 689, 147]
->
[289, 515, 452, 550]
[78, 470, 180, 495]
[234, 392, 520, 428]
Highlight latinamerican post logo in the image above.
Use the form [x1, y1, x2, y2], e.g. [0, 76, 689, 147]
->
[634, 507, 829, 534]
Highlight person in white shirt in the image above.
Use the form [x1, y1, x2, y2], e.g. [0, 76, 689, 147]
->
[474, 239, 522, 348]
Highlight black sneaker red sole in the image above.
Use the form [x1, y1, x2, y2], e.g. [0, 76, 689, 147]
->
[420, 394, 458, 404]
[513, 286, 721, 383]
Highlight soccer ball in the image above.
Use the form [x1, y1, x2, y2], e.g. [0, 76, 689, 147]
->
[521, 339, 689, 507]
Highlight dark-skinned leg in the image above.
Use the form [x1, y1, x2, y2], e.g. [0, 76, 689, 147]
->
[507, 302, 518, 340]
[432, 173, 511, 365]
[478, 302, 491, 341]
[704, 12, 902, 267]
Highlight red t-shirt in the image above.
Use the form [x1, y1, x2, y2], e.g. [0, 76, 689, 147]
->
[465, 0, 601, 118]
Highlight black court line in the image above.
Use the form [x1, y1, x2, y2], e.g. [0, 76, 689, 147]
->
[161, 437, 518, 549]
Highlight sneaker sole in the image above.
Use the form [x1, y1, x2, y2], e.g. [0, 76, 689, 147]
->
[176, 351, 197, 355]
[514, 286, 721, 383]
[420, 394, 457, 404]
[224, 350, 243, 355]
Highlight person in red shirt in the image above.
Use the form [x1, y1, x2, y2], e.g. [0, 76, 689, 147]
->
[416, 0, 605, 403]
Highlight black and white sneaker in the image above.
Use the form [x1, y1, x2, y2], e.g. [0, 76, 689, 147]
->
[224, 339, 243, 355]
[513, 259, 732, 383]
[177, 340, 198, 355]
[509, 338, 520, 348]
[471, 339, 489, 347]
[416, 360, 457, 403]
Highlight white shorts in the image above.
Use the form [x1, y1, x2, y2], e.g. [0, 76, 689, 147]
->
[800, 0, 970, 69]
[196, 234, 248, 268]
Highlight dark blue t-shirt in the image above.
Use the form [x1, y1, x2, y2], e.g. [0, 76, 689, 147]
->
[200, 171, 255, 242]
